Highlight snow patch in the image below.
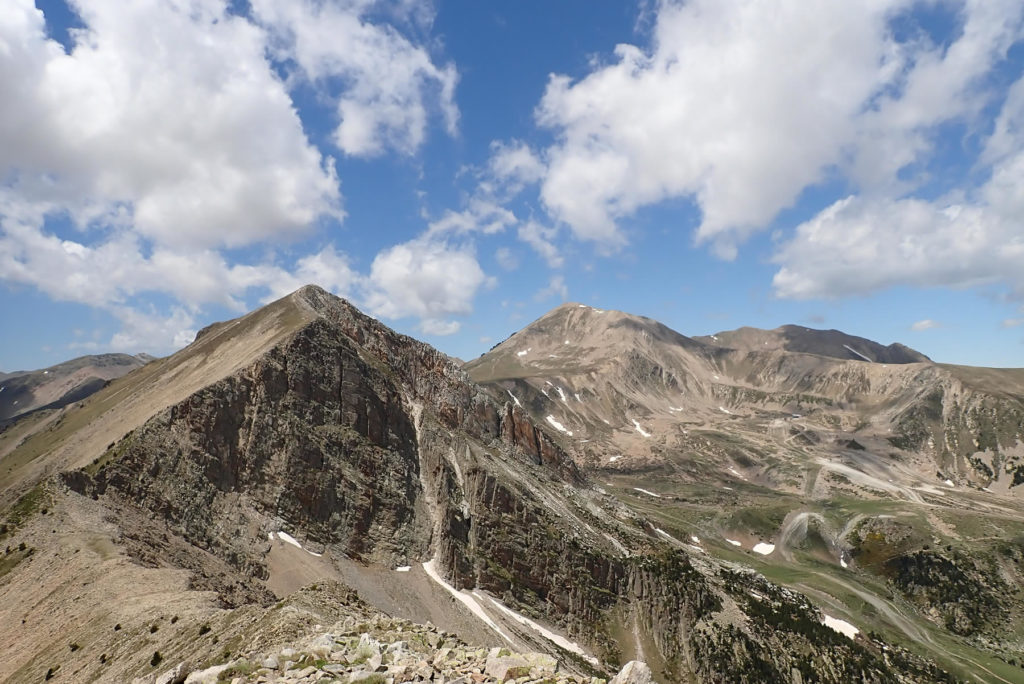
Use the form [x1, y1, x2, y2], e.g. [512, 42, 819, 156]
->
[506, 390, 522, 408]
[545, 415, 573, 436]
[718, 406, 732, 415]
[668, 406, 684, 412]
[575, 393, 582, 402]
[275, 531, 323, 557]
[423, 560, 512, 643]
[482, 595, 600, 666]
[631, 419, 651, 438]
[516, 348, 532, 357]
[944, 479, 955, 487]
[822, 614, 859, 640]
[608, 455, 622, 463]
[726, 539, 742, 547]
[564, 339, 570, 345]
[277, 531, 303, 549]
[691, 536, 701, 544]
[633, 487, 662, 498]
[395, 565, 411, 572]
[556, 386, 568, 402]
[728, 467, 746, 480]
[752, 543, 775, 555]
[840, 558, 848, 569]
[711, 335, 719, 341]
[267, 532, 275, 542]
[843, 344, 873, 363]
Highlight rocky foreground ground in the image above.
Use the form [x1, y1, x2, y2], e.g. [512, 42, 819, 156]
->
[128, 583, 649, 684]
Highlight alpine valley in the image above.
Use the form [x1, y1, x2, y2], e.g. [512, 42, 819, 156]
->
[1, 286, 1023, 683]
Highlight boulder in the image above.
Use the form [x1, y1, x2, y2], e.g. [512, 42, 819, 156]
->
[610, 661, 652, 684]
[485, 655, 532, 682]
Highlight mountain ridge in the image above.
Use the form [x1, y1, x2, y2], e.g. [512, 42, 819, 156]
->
[0, 287, 1018, 682]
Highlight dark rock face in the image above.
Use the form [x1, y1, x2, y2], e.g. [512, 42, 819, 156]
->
[62, 288, 952, 681]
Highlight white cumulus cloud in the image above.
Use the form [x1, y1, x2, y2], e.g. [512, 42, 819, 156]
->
[366, 238, 493, 335]
[252, 0, 458, 158]
[0, 0, 341, 250]
[911, 319, 940, 331]
[533, 0, 1024, 257]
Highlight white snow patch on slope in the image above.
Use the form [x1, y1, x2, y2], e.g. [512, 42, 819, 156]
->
[608, 455, 622, 463]
[516, 348, 532, 357]
[564, 340, 570, 345]
[668, 406, 684, 412]
[726, 539, 742, 547]
[506, 390, 522, 408]
[840, 558, 848, 569]
[556, 386, 568, 402]
[395, 565, 411, 572]
[843, 344, 873, 362]
[752, 543, 775, 555]
[546, 415, 573, 436]
[423, 560, 512, 643]
[575, 393, 582, 402]
[633, 488, 662, 498]
[719, 406, 732, 415]
[482, 595, 599, 666]
[822, 614, 859, 639]
[944, 479, 955, 487]
[728, 467, 746, 480]
[711, 335, 719, 341]
[275, 531, 322, 557]
[631, 419, 651, 438]
[691, 536, 701, 544]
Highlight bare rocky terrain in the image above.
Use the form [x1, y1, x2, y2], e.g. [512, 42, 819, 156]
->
[1, 289, 1021, 682]
[466, 303, 1024, 683]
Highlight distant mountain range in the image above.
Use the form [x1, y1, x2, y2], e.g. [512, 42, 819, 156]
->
[0, 353, 153, 424]
[0, 288, 1021, 683]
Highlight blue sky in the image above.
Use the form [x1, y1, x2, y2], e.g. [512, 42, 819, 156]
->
[2, 0, 1024, 372]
